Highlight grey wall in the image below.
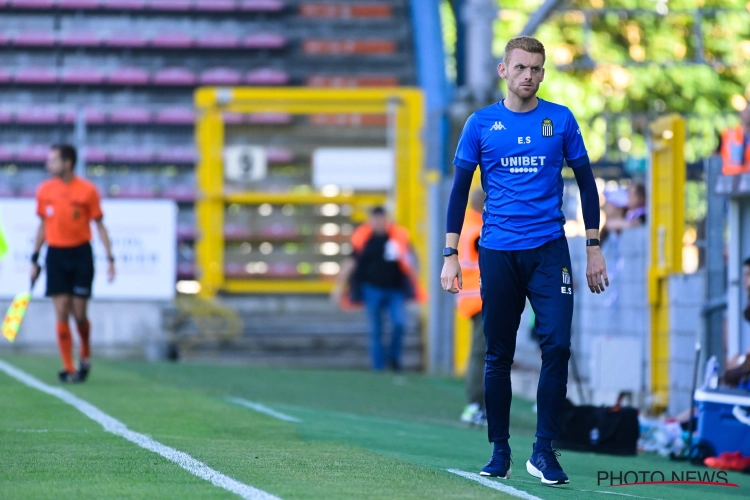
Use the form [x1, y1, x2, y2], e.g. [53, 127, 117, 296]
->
[0, 299, 168, 360]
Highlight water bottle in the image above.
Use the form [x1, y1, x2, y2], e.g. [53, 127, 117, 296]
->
[703, 356, 719, 389]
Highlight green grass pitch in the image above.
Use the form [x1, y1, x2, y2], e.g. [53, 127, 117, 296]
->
[1, 355, 748, 499]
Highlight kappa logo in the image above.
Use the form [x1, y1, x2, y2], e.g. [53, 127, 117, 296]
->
[542, 118, 554, 137]
[490, 121, 506, 131]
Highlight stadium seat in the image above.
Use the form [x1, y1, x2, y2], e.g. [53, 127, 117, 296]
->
[13, 31, 55, 47]
[222, 112, 244, 125]
[241, 33, 287, 49]
[10, 0, 54, 8]
[163, 184, 196, 201]
[176, 262, 196, 279]
[0, 68, 11, 83]
[0, 33, 10, 47]
[62, 107, 107, 124]
[309, 114, 387, 127]
[298, 3, 392, 19]
[245, 112, 293, 125]
[14, 67, 57, 84]
[306, 74, 399, 87]
[194, 0, 235, 11]
[199, 67, 242, 85]
[16, 107, 60, 124]
[156, 147, 196, 164]
[109, 107, 152, 124]
[152, 32, 193, 49]
[102, 0, 147, 9]
[196, 33, 240, 49]
[0, 109, 12, 123]
[109, 147, 155, 163]
[0, 146, 13, 161]
[107, 67, 149, 85]
[245, 68, 289, 85]
[153, 67, 197, 86]
[60, 31, 102, 47]
[61, 67, 105, 85]
[266, 147, 293, 163]
[149, 0, 191, 11]
[84, 146, 108, 163]
[266, 262, 298, 278]
[302, 39, 397, 55]
[58, 0, 101, 9]
[16, 144, 50, 163]
[105, 32, 148, 48]
[239, 0, 284, 12]
[155, 107, 195, 125]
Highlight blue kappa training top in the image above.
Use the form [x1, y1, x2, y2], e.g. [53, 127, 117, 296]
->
[453, 98, 589, 251]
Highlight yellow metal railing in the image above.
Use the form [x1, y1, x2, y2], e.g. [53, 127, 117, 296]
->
[194, 87, 426, 297]
[648, 113, 685, 410]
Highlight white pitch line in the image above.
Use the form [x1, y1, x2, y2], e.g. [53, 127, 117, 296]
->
[226, 397, 302, 423]
[451, 470, 664, 500]
[447, 469, 545, 500]
[0, 359, 281, 500]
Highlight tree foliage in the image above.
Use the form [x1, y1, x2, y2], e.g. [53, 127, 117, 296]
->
[451, 1, 750, 165]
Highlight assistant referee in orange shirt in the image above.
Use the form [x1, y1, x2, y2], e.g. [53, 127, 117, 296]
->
[30, 144, 115, 383]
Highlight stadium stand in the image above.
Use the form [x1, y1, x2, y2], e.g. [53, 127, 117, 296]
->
[0, 0, 416, 292]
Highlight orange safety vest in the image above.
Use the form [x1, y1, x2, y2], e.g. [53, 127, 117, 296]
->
[456, 209, 483, 319]
[721, 125, 750, 175]
[341, 222, 427, 309]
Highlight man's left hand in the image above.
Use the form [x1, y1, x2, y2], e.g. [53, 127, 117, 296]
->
[586, 247, 608, 294]
[107, 262, 116, 282]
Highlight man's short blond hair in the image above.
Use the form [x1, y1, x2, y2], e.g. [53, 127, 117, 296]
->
[503, 36, 545, 64]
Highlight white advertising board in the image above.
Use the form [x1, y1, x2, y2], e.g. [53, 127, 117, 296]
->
[0, 199, 176, 300]
[312, 148, 394, 190]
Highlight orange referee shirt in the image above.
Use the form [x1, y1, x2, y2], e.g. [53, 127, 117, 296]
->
[36, 176, 103, 248]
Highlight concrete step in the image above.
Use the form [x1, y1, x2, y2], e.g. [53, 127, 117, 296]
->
[173, 294, 424, 370]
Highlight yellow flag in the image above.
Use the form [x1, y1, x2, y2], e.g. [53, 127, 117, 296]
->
[2, 291, 31, 342]
[0, 215, 7, 259]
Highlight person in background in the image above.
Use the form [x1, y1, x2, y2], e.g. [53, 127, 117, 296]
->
[332, 207, 425, 371]
[721, 104, 750, 175]
[605, 182, 646, 231]
[458, 189, 487, 426]
[723, 257, 750, 388]
[30, 144, 115, 383]
[600, 188, 628, 246]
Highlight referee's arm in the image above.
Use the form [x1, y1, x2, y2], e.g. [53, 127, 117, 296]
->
[30, 219, 45, 284]
[571, 159, 609, 294]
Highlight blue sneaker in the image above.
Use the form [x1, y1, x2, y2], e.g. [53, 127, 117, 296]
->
[480, 450, 512, 479]
[526, 447, 569, 485]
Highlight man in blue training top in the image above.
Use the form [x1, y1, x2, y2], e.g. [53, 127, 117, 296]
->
[441, 36, 608, 485]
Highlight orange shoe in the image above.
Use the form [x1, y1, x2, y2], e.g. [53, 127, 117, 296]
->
[705, 451, 750, 471]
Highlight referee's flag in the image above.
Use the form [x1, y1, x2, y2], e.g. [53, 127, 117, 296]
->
[2, 278, 38, 343]
[2, 291, 30, 342]
[0, 217, 7, 260]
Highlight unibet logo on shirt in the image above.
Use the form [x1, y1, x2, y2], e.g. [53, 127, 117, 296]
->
[452, 98, 589, 251]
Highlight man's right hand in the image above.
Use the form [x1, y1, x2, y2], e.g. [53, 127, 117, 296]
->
[441, 256, 462, 294]
[30, 263, 41, 285]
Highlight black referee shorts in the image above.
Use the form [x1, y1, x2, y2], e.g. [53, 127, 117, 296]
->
[45, 243, 95, 298]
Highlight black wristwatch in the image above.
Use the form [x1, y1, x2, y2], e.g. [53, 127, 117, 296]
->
[586, 238, 600, 247]
[443, 247, 459, 257]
